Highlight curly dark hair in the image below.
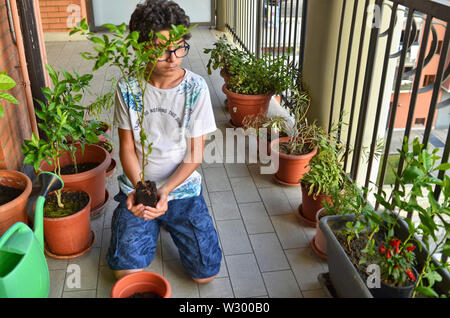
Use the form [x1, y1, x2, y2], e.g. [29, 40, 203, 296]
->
[129, 0, 191, 43]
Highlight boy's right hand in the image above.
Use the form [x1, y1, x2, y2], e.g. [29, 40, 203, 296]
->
[126, 191, 146, 218]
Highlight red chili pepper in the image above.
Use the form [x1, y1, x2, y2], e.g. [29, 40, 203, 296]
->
[406, 269, 416, 281]
[406, 245, 416, 252]
[386, 250, 391, 259]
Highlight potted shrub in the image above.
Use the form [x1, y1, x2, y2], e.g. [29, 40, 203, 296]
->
[71, 19, 193, 207]
[298, 129, 346, 227]
[21, 95, 94, 258]
[0, 72, 32, 236]
[204, 35, 247, 85]
[22, 65, 111, 219]
[270, 69, 322, 186]
[320, 137, 450, 298]
[222, 52, 293, 127]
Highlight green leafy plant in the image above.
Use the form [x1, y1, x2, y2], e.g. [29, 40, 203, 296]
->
[227, 53, 293, 96]
[21, 65, 96, 207]
[70, 19, 194, 186]
[0, 72, 19, 117]
[203, 35, 247, 78]
[242, 113, 288, 142]
[339, 137, 450, 297]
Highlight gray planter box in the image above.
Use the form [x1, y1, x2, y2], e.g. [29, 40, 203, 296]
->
[319, 214, 450, 298]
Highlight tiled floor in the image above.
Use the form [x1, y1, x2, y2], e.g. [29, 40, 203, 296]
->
[43, 27, 328, 298]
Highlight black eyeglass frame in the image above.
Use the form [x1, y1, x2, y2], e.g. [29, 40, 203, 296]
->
[157, 42, 191, 62]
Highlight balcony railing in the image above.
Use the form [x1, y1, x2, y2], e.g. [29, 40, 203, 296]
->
[223, 0, 449, 263]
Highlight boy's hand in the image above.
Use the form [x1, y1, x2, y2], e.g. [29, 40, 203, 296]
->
[126, 191, 146, 219]
[143, 188, 169, 221]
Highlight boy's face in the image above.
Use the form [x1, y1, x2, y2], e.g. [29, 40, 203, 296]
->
[151, 30, 187, 77]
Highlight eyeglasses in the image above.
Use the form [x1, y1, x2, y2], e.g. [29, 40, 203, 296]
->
[158, 42, 190, 62]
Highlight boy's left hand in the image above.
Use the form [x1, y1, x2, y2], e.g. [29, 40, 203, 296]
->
[143, 188, 169, 220]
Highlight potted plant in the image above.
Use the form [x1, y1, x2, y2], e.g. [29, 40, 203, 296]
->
[320, 137, 450, 298]
[221, 52, 293, 127]
[269, 68, 322, 186]
[242, 113, 288, 156]
[71, 19, 193, 207]
[21, 92, 94, 258]
[0, 72, 32, 236]
[22, 65, 111, 219]
[204, 35, 247, 85]
[298, 128, 346, 227]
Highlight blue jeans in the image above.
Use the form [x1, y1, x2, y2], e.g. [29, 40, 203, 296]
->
[106, 189, 222, 279]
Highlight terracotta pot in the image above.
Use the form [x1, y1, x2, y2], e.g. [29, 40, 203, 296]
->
[106, 158, 116, 178]
[298, 182, 332, 227]
[220, 68, 231, 84]
[39, 143, 111, 211]
[111, 271, 172, 298]
[43, 189, 91, 257]
[222, 84, 273, 127]
[270, 137, 317, 186]
[311, 208, 328, 260]
[0, 170, 32, 236]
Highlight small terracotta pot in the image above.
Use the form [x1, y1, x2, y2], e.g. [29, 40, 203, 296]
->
[39, 143, 111, 211]
[298, 183, 332, 227]
[222, 85, 273, 127]
[43, 189, 91, 257]
[0, 170, 32, 236]
[311, 208, 328, 260]
[270, 137, 317, 186]
[111, 271, 172, 298]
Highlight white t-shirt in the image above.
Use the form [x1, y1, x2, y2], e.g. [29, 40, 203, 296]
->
[114, 69, 217, 200]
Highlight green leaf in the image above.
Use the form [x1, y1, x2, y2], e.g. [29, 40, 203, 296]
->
[0, 92, 19, 104]
[436, 163, 450, 171]
[0, 73, 16, 90]
[0, 105, 3, 117]
[415, 286, 439, 298]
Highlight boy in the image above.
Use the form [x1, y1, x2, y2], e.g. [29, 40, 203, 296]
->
[107, 0, 222, 284]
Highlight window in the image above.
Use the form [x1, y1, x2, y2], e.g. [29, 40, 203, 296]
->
[436, 40, 443, 55]
[423, 74, 436, 87]
[415, 118, 425, 125]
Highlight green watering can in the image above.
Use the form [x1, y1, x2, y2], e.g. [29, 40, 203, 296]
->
[0, 172, 63, 298]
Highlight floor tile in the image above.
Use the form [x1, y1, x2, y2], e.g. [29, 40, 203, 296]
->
[270, 214, 311, 249]
[198, 277, 234, 298]
[203, 166, 232, 192]
[216, 219, 252, 255]
[230, 177, 261, 203]
[163, 259, 200, 298]
[285, 248, 328, 291]
[262, 270, 303, 298]
[64, 248, 100, 291]
[239, 202, 274, 234]
[209, 191, 241, 220]
[258, 187, 294, 215]
[249, 233, 290, 272]
[225, 254, 267, 298]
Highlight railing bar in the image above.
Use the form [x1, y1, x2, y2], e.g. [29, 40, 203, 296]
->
[256, 0, 263, 57]
[376, 8, 415, 201]
[328, 0, 347, 134]
[434, 123, 450, 200]
[337, 0, 360, 144]
[396, 16, 433, 212]
[344, 0, 370, 172]
[350, 0, 383, 181]
[277, 1, 283, 59]
[282, 0, 288, 59]
[287, 0, 294, 66]
[364, 2, 399, 188]
[392, 0, 450, 22]
[423, 24, 450, 147]
[298, 0, 308, 68]
[292, 0, 300, 66]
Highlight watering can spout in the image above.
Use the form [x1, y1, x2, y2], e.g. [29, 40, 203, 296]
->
[34, 172, 64, 249]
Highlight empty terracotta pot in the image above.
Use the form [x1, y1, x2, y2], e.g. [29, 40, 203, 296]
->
[111, 271, 172, 298]
[0, 170, 32, 236]
[311, 208, 328, 260]
[270, 137, 317, 186]
[222, 85, 273, 127]
[43, 189, 91, 257]
[298, 183, 332, 227]
[39, 143, 111, 211]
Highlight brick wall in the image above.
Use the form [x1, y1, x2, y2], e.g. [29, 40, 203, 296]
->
[39, 0, 87, 33]
[0, 0, 32, 170]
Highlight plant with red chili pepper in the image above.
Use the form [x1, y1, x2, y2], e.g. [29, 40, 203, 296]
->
[375, 236, 417, 286]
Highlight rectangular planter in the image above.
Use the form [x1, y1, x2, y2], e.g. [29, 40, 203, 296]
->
[319, 214, 450, 298]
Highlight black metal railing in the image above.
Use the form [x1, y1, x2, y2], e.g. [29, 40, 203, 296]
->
[225, 0, 308, 67]
[327, 0, 449, 262]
